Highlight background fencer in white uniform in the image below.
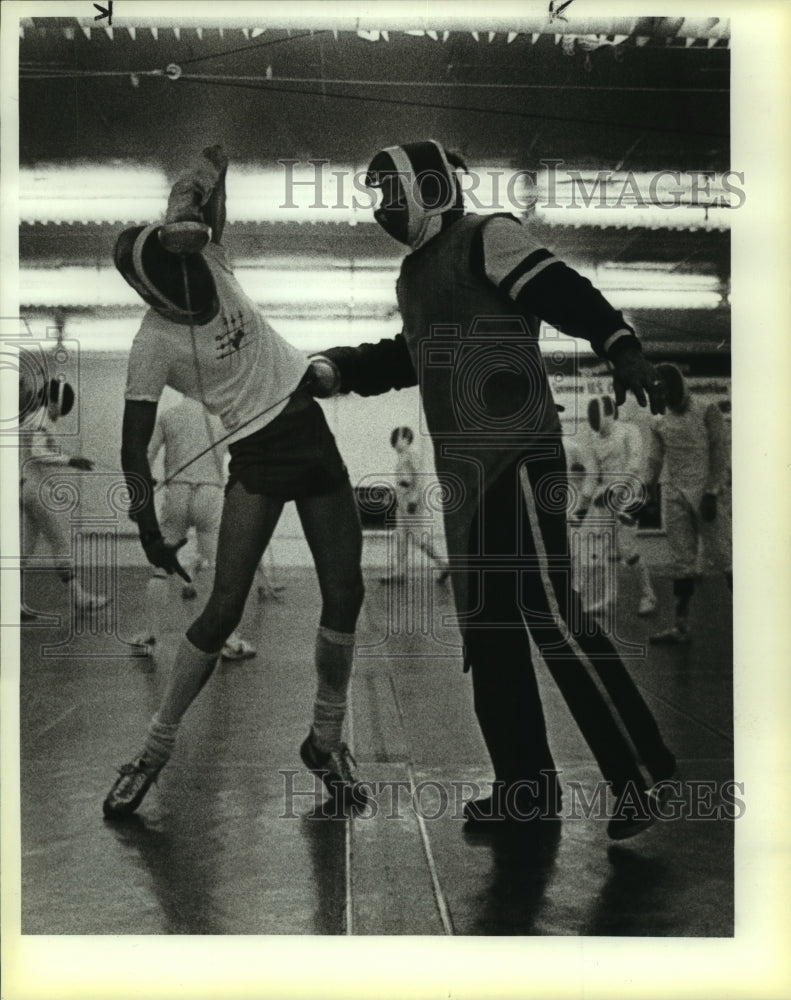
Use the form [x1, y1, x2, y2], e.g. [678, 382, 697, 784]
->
[382, 426, 449, 585]
[19, 375, 110, 616]
[573, 395, 657, 618]
[646, 363, 732, 644]
[132, 394, 258, 660]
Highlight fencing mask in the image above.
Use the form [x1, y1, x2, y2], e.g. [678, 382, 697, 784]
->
[114, 224, 218, 324]
[587, 395, 617, 434]
[365, 140, 464, 249]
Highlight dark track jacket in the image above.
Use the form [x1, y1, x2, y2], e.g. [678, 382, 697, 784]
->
[321, 213, 641, 623]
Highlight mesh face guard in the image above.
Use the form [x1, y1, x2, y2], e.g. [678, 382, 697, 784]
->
[390, 425, 415, 448]
[114, 225, 219, 324]
[365, 140, 463, 248]
[655, 363, 688, 412]
[588, 395, 617, 433]
[47, 379, 74, 417]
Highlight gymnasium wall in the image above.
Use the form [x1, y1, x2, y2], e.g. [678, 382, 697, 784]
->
[22, 347, 730, 568]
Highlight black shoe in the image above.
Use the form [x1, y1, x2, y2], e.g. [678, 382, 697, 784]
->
[103, 757, 163, 819]
[647, 767, 680, 810]
[300, 731, 368, 811]
[464, 776, 563, 832]
[606, 786, 655, 841]
[649, 624, 691, 645]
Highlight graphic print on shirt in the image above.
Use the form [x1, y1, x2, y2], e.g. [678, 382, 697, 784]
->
[215, 308, 250, 360]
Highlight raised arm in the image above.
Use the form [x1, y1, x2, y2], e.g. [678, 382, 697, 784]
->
[166, 146, 227, 230]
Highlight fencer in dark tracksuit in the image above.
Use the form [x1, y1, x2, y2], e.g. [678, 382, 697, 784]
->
[312, 141, 676, 839]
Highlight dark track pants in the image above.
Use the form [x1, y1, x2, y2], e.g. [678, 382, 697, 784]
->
[464, 447, 675, 797]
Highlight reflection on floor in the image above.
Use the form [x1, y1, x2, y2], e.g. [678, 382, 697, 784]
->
[18, 565, 734, 935]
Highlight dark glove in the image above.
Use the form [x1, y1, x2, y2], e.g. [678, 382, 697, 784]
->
[140, 532, 191, 582]
[301, 356, 341, 398]
[68, 456, 94, 470]
[641, 484, 660, 522]
[700, 492, 718, 523]
[611, 347, 667, 414]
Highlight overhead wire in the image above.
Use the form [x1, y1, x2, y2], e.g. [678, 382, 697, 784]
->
[171, 74, 729, 138]
[22, 31, 728, 481]
[19, 67, 729, 138]
[20, 66, 727, 93]
[176, 29, 327, 66]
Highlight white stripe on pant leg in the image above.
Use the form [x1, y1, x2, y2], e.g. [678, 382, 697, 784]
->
[517, 464, 647, 775]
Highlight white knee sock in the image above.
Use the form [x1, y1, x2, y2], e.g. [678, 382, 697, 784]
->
[311, 626, 355, 752]
[141, 714, 179, 769]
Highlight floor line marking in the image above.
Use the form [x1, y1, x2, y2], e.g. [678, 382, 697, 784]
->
[388, 674, 454, 936]
[345, 695, 355, 936]
[632, 681, 734, 744]
[33, 704, 76, 738]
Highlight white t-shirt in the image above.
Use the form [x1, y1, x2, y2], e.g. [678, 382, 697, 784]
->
[589, 422, 644, 484]
[125, 243, 310, 444]
[648, 397, 727, 503]
[394, 451, 420, 511]
[149, 398, 227, 486]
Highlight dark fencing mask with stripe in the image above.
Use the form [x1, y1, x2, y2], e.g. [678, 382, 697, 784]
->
[390, 425, 415, 449]
[114, 224, 219, 325]
[587, 395, 617, 434]
[654, 363, 689, 413]
[28, 378, 75, 420]
[365, 140, 464, 249]
[46, 378, 75, 418]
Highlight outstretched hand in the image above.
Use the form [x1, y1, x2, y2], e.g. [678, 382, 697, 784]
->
[142, 535, 191, 582]
[303, 356, 341, 398]
[612, 348, 667, 414]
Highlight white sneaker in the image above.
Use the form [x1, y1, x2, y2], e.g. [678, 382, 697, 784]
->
[75, 591, 111, 613]
[130, 633, 156, 656]
[649, 624, 691, 645]
[647, 769, 681, 809]
[638, 593, 658, 616]
[221, 633, 257, 661]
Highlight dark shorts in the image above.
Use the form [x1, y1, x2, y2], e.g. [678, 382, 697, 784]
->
[226, 391, 349, 500]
